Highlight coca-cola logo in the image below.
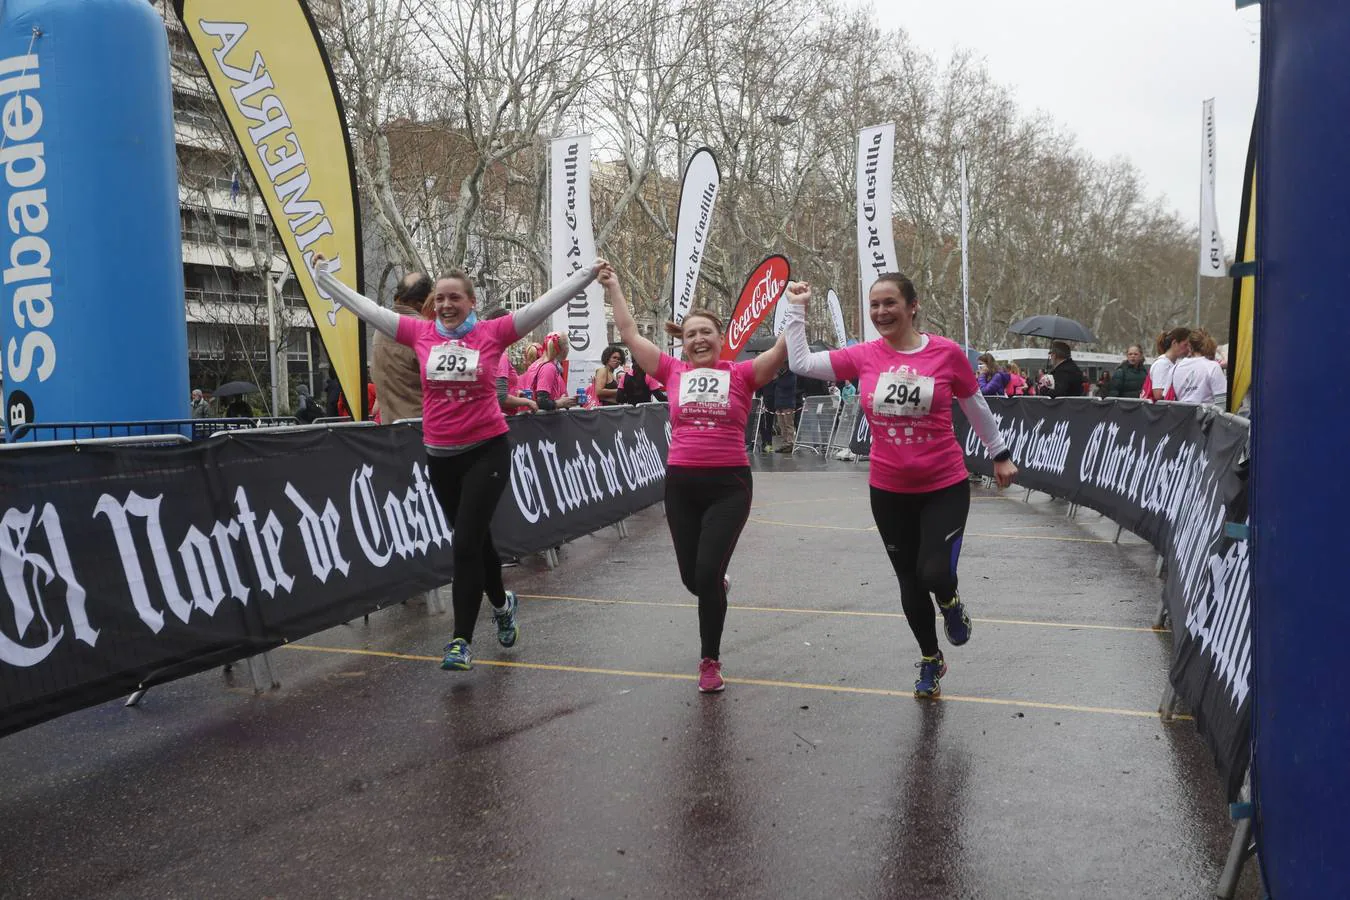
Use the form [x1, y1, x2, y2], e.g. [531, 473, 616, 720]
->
[721, 256, 790, 359]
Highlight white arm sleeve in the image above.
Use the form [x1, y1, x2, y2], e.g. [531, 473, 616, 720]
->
[784, 303, 837, 380]
[513, 266, 598, 337]
[956, 391, 1008, 457]
[314, 265, 401, 339]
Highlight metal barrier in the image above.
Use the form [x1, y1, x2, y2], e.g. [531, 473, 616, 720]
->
[830, 398, 861, 458]
[9, 417, 301, 442]
[0, 434, 192, 451]
[744, 398, 766, 453]
[792, 394, 840, 455]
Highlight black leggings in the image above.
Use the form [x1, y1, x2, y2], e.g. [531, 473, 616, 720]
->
[870, 479, 971, 657]
[426, 436, 510, 643]
[664, 466, 753, 660]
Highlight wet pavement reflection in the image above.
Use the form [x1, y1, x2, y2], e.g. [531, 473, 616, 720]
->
[0, 463, 1258, 898]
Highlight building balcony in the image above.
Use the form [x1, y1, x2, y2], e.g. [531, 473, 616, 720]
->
[181, 237, 287, 273]
[185, 291, 314, 329]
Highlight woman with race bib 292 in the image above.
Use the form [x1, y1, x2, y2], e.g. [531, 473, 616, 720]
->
[783, 275, 1017, 698]
[314, 255, 599, 672]
[599, 260, 787, 693]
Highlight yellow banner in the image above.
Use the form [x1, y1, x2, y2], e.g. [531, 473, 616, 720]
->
[175, 0, 365, 418]
[1230, 170, 1255, 413]
[1228, 119, 1256, 415]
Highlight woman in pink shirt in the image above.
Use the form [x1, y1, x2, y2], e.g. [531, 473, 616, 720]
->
[526, 333, 578, 411]
[784, 275, 1017, 698]
[481, 308, 537, 417]
[599, 261, 786, 693]
[315, 256, 598, 672]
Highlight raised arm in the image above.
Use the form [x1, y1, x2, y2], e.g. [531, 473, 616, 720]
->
[752, 332, 789, 387]
[782, 284, 837, 381]
[514, 265, 600, 338]
[598, 261, 662, 375]
[313, 256, 401, 339]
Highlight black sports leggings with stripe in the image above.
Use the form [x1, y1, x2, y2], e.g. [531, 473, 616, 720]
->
[664, 466, 753, 660]
[426, 436, 510, 643]
[870, 479, 971, 657]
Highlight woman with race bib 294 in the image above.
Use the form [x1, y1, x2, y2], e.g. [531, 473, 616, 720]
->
[783, 275, 1017, 698]
[599, 260, 787, 693]
[314, 255, 599, 672]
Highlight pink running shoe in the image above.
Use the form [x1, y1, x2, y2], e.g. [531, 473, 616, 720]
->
[698, 658, 725, 693]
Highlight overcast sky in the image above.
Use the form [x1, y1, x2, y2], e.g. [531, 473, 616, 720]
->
[869, 0, 1261, 239]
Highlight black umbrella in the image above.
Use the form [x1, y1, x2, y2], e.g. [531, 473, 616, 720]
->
[214, 380, 260, 397]
[1008, 315, 1096, 343]
[735, 336, 833, 361]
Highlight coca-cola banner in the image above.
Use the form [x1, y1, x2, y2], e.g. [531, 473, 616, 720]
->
[0, 405, 670, 737]
[852, 395, 1250, 799]
[720, 256, 790, 360]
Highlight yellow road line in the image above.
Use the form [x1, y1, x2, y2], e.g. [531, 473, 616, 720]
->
[749, 516, 876, 532]
[747, 516, 1119, 544]
[283, 644, 1187, 720]
[517, 593, 1168, 634]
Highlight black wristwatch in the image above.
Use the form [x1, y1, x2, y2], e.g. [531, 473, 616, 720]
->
[993, 450, 1012, 463]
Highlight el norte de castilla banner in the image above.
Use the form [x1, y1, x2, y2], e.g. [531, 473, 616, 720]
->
[174, 0, 367, 417]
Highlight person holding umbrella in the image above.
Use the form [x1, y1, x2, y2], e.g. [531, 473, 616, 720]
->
[215, 381, 259, 418]
[312, 253, 600, 672]
[1037, 341, 1084, 397]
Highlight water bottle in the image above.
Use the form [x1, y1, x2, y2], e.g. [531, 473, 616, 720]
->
[576, 387, 588, 407]
[521, 389, 533, 399]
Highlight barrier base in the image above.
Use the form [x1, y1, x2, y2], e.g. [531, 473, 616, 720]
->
[1215, 773, 1257, 899]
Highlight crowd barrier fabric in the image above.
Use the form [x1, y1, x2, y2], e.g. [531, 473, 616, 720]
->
[0, 405, 670, 737]
[854, 396, 1251, 799]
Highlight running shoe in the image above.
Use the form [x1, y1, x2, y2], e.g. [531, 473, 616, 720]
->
[913, 653, 947, 698]
[440, 638, 472, 671]
[938, 594, 972, 646]
[698, 658, 725, 693]
[492, 591, 520, 647]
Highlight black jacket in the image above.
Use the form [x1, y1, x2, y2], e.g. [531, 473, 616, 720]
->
[1042, 358, 1084, 398]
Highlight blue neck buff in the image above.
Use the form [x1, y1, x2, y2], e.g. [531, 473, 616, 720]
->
[435, 311, 477, 340]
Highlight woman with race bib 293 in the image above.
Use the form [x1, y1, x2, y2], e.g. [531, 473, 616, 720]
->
[783, 275, 1017, 698]
[314, 255, 599, 672]
[599, 260, 787, 693]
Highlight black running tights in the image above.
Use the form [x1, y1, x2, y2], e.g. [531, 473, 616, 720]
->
[664, 466, 753, 660]
[869, 479, 971, 657]
[426, 436, 510, 643]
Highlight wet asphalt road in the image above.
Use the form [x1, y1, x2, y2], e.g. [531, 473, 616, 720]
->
[0, 456, 1256, 899]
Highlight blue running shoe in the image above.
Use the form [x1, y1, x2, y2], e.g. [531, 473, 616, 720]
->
[939, 595, 972, 646]
[493, 591, 519, 648]
[913, 653, 947, 698]
[441, 638, 472, 671]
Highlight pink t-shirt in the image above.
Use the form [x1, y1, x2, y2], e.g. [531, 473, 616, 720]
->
[656, 355, 761, 468]
[396, 314, 517, 446]
[829, 334, 979, 493]
[529, 360, 567, 398]
[522, 359, 545, 394]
